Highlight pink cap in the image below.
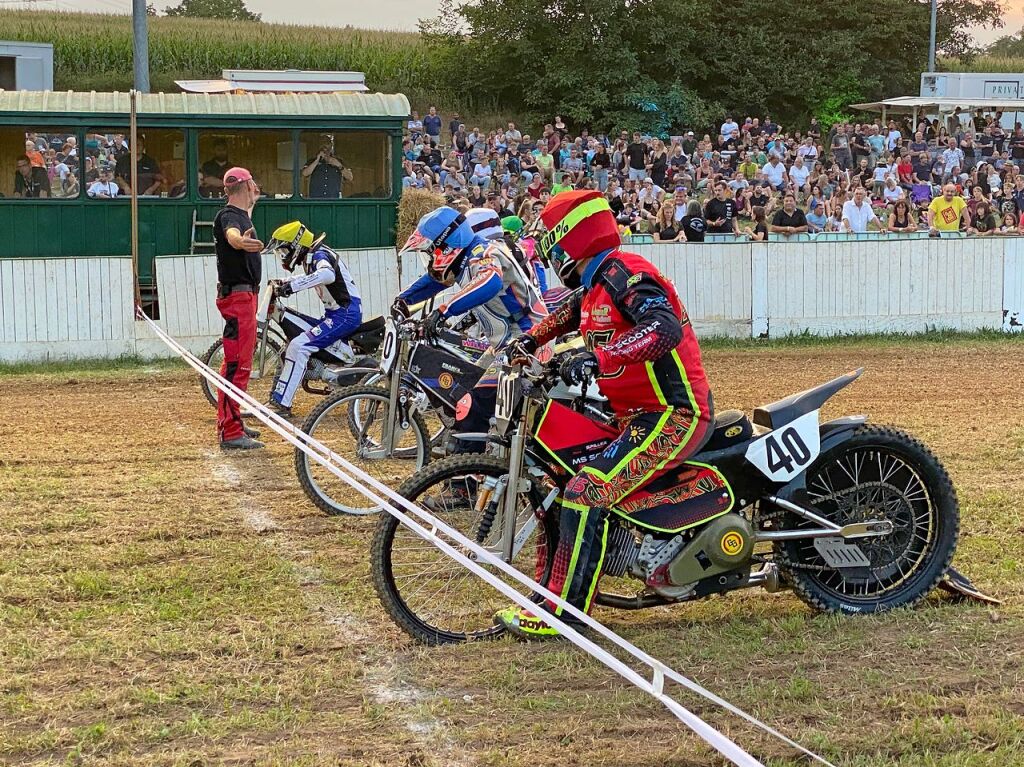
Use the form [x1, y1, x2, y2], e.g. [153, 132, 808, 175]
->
[223, 166, 253, 185]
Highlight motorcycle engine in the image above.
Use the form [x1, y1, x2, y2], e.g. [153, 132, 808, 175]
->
[602, 523, 641, 577]
[662, 513, 755, 588]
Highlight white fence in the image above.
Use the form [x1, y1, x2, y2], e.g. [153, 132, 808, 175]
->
[1, 239, 1021, 363]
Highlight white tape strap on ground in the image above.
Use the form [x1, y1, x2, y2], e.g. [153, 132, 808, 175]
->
[139, 309, 835, 767]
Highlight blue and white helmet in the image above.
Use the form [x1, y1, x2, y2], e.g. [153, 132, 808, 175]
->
[464, 207, 504, 242]
[399, 206, 476, 282]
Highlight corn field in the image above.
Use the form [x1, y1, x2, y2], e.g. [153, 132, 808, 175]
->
[939, 55, 1024, 73]
[0, 9, 455, 107]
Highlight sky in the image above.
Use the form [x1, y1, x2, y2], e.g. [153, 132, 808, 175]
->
[7, 0, 1022, 45]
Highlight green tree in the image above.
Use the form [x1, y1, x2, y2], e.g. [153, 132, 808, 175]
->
[420, 0, 1005, 131]
[163, 0, 260, 22]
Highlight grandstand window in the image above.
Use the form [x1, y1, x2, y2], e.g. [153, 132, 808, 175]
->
[84, 128, 186, 199]
[197, 130, 293, 199]
[298, 130, 391, 199]
[1, 127, 82, 199]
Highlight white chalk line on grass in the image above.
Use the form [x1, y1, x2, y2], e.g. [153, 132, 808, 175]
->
[203, 448, 463, 755]
[143, 309, 835, 767]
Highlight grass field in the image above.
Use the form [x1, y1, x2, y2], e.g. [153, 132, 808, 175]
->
[1, 335, 1022, 766]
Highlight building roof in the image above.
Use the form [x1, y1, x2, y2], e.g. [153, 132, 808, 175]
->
[850, 95, 1024, 114]
[0, 89, 409, 118]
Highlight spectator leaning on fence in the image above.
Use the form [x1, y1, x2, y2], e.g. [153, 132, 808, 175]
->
[770, 192, 808, 238]
[928, 183, 970, 235]
[842, 187, 882, 233]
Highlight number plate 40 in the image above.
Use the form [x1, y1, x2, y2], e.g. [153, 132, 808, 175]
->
[744, 410, 821, 483]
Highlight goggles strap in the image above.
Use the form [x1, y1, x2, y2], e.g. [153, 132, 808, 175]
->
[430, 213, 466, 252]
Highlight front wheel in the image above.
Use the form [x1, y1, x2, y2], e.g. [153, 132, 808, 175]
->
[371, 455, 556, 645]
[777, 425, 959, 614]
[295, 385, 431, 516]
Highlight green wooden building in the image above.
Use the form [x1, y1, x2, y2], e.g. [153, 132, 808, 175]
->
[0, 89, 408, 290]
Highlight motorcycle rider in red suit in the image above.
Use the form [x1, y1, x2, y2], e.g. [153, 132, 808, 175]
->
[495, 189, 714, 639]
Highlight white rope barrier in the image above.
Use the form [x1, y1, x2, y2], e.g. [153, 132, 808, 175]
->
[139, 308, 836, 767]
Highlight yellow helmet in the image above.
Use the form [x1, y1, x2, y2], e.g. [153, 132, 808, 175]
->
[265, 220, 320, 272]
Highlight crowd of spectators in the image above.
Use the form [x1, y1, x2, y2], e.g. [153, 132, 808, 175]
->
[11, 131, 179, 199]
[402, 105, 1024, 240]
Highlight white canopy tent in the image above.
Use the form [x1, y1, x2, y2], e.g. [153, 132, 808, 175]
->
[849, 95, 1024, 132]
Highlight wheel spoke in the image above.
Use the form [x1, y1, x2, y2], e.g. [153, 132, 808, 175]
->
[786, 442, 938, 601]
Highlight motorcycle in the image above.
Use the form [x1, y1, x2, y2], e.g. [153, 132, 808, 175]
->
[199, 281, 385, 408]
[371, 357, 982, 646]
[294, 314, 604, 517]
[294, 313, 491, 516]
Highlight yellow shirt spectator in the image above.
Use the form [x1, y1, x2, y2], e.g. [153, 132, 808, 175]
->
[928, 193, 967, 231]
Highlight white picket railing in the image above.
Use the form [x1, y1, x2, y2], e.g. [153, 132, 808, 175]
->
[1, 238, 1022, 362]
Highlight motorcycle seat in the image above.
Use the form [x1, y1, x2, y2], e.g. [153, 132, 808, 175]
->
[352, 316, 385, 336]
[348, 315, 386, 354]
[704, 409, 753, 451]
[753, 368, 863, 429]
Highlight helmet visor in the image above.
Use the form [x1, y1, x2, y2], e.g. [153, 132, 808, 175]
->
[398, 230, 432, 257]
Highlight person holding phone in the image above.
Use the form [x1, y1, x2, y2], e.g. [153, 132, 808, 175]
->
[302, 141, 353, 199]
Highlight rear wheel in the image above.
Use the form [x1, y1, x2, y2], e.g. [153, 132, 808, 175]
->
[199, 336, 283, 409]
[371, 455, 556, 645]
[295, 385, 431, 516]
[778, 425, 959, 613]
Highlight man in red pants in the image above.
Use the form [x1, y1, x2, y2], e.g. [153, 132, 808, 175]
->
[214, 167, 265, 449]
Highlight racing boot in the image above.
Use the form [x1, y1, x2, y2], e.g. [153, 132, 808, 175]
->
[242, 425, 261, 439]
[494, 605, 563, 641]
[265, 398, 294, 421]
[221, 435, 265, 451]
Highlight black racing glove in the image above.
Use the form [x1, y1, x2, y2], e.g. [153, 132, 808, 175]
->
[390, 297, 411, 321]
[504, 334, 539, 364]
[273, 280, 294, 298]
[559, 350, 599, 386]
[422, 309, 447, 338]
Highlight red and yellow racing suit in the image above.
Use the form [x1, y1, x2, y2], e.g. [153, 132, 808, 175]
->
[526, 248, 713, 616]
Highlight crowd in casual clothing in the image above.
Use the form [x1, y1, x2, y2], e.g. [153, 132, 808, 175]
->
[402, 105, 1024, 240]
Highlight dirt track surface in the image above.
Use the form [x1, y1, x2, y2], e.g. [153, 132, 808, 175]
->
[1, 338, 1022, 766]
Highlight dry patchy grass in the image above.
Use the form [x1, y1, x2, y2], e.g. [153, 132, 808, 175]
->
[1, 337, 1022, 766]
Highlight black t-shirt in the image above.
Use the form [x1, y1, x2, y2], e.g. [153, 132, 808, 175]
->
[650, 153, 668, 186]
[975, 212, 998, 233]
[115, 152, 162, 191]
[214, 205, 260, 287]
[750, 191, 770, 209]
[626, 142, 648, 170]
[1010, 135, 1024, 159]
[657, 224, 679, 240]
[591, 151, 612, 169]
[14, 167, 50, 197]
[772, 208, 808, 230]
[201, 158, 230, 182]
[704, 198, 737, 233]
[681, 215, 706, 241]
[977, 135, 994, 157]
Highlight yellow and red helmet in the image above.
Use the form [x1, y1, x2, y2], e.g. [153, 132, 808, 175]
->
[538, 190, 620, 281]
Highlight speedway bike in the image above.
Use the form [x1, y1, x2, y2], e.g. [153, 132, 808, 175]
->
[199, 280, 385, 408]
[371, 357, 964, 645]
[294, 312, 603, 517]
[294, 312, 492, 516]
